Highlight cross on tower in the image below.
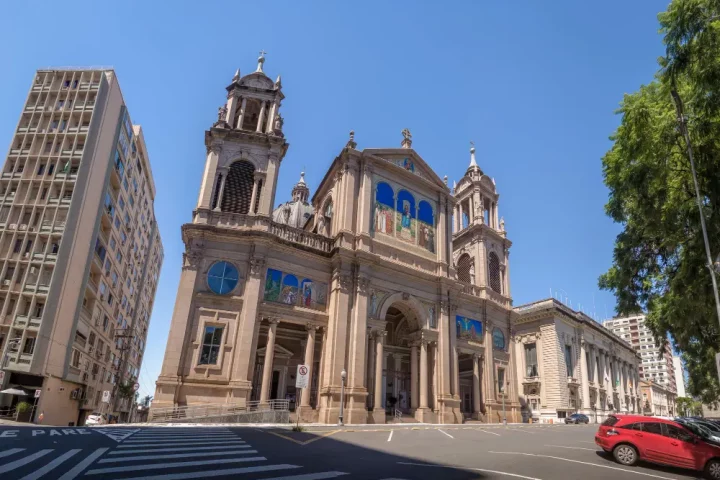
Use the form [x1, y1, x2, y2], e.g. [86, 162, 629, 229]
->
[258, 50, 267, 58]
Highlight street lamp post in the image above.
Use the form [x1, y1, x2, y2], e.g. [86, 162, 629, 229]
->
[502, 380, 509, 425]
[671, 90, 720, 334]
[338, 369, 347, 426]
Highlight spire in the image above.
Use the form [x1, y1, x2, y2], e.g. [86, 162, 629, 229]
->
[232, 68, 241, 82]
[275, 75, 282, 88]
[469, 141, 478, 168]
[298, 171, 306, 185]
[453, 180, 457, 193]
[291, 169, 310, 203]
[256, 50, 267, 73]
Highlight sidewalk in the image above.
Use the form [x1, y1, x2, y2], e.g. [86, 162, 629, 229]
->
[91, 421, 531, 431]
[0, 418, 28, 426]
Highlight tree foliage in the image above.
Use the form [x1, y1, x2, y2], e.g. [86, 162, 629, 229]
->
[676, 396, 703, 416]
[600, 0, 720, 403]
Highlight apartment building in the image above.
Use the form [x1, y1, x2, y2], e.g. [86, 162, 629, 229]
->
[603, 314, 677, 394]
[0, 69, 163, 426]
[672, 355, 686, 398]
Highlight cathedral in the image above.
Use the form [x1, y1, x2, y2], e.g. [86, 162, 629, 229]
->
[153, 53, 521, 424]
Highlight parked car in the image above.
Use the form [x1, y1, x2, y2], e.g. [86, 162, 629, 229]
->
[565, 413, 589, 424]
[85, 413, 107, 426]
[676, 417, 720, 444]
[595, 415, 720, 479]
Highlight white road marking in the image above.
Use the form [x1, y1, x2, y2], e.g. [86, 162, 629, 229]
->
[0, 448, 24, 458]
[98, 449, 258, 463]
[85, 456, 267, 475]
[0, 449, 53, 474]
[545, 444, 599, 451]
[488, 451, 678, 480]
[18, 449, 80, 480]
[398, 462, 542, 479]
[57, 448, 108, 480]
[387, 430, 393, 442]
[119, 464, 300, 480]
[117, 440, 246, 448]
[437, 429, 454, 439]
[508, 428, 535, 434]
[109, 444, 252, 455]
[124, 435, 239, 443]
[132, 431, 232, 436]
[478, 428, 501, 436]
[260, 473, 349, 480]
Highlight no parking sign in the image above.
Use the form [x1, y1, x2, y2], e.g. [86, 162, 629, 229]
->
[296, 364, 309, 389]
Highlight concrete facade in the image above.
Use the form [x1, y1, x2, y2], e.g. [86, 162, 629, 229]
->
[513, 299, 641, 424]
[153, 56, 521, 424]
[0, 69, 163, 426]
[672, 355, 686, 398]
[603, 314, 677, 394]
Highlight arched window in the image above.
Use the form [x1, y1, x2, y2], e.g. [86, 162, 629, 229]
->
[221, 161, 255, 214]
[280, 274, 299, 305]
[374, 182, 394, 235]
[488, 252, 501, 293]
[457, 253, 473, 284]
[322, 199, 333, 236]
[493, 327, 505, 350]
[240, 99, 261, 131]
[418, 200, 435, 253]
[396, 190, 416, 243]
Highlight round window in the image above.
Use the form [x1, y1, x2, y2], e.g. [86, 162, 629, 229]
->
[207, 261, 239, 295]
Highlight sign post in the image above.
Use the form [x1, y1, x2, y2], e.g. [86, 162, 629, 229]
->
[30, 389, 41, 424]
[294, 364, 309, 430]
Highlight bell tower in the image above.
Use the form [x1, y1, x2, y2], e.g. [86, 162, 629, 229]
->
[195, 52, 289, 224]
[451, 143, 511, 298]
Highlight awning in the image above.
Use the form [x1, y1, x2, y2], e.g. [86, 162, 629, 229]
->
[0, 388, 28, 396]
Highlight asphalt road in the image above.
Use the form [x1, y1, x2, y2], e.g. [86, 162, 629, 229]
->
[0, 423, 703, 479]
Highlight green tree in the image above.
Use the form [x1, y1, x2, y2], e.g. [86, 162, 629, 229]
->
[676, 396, 702, 416]
[600, 0, 720, 404]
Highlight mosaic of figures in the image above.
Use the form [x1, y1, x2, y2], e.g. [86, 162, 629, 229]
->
[456, 315, 483, 342]
[373, 178, 435, 254]
[380, 156, 432, 183]
[263, 268, 328, 310]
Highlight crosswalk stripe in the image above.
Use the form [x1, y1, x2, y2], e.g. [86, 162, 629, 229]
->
[0, 449, 53, 474]
[18, 449, 81, 480]
[125, 435, 239, 442]
[120, 464, 300, 480]
[118, 440, 246, 448]
[133, 431, 232, 436]
[0, 448, 24, 458]
[262, 473, 349, 480]
[85, 456, 267, 475]
[98, 449, 258, 463]
[109, 444, 253, 455]
[57, 448, 108, 480]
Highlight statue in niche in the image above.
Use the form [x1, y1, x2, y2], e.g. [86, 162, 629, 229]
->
[274, 114, 284, 132]
[217, 105, 227, 123]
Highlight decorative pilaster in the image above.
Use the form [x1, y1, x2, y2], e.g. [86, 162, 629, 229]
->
[259, 318, 280, 402]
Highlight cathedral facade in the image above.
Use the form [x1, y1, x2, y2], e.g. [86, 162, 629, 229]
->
[153, 55, 521, 424]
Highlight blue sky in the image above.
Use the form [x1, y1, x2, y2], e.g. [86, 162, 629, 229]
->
[0, 1, 670, 400]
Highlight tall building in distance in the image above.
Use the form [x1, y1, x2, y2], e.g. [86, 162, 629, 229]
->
[0, 69, 163, 426]
[603, 314, 677, 394]
[672, 356, 686, 398]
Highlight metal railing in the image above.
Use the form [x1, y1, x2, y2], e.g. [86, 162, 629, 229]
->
[394, 408, 402, 422]
[148, 399, 289, 424]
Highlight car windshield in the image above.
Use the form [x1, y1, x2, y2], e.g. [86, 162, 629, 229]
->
[680, 420, 712, 439]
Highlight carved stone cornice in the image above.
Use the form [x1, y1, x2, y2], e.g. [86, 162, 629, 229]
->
[357, 276, 371, 295]
[337, 274, 352, 293]
[206, 142, 223, 155]
[440, 301, 450, 315]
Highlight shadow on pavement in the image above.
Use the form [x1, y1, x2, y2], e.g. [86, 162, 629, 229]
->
[247, 427, 491, 479]
[593, 451, 700, 478]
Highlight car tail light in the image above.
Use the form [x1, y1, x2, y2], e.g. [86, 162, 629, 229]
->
[606, 429, 619, 436]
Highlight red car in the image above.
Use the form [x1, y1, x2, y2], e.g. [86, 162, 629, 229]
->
[595, 415, 720, 479]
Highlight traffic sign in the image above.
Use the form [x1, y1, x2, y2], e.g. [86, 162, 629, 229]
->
[102, 390, 111, 403]
[296, 364, 309, 389]
[34, 389, 41, 398]
[132, 383, 139, 392]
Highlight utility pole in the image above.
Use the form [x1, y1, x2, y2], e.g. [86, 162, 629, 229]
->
[111, 324, 135, 422]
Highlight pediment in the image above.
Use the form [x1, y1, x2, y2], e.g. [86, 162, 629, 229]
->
[366, 149, 448, 191]
[256, 344, 294, 358]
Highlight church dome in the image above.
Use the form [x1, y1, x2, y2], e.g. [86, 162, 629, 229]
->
[272, 171, 314, 229]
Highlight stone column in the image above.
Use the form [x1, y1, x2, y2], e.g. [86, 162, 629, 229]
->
[265, 100, 278, 134]
[256, 101, 267, 133]
[437, 197, 448, 267]
[300, 324, 317, 408]
[248, 176, 260, 214]
[356, 161, 373, 242]
[259, 318, 280, 403]
[431, 342, 438, 411]
[580, 341, 590, 410]
[410, 343, 418, 410]
[225, 95, 239, 125]
[419, 339, 428, 409]
[237, 97, 247, 129]
[472, 353, 481, 416]
[196, 146, 220, 210]
[213, 168, 227, 212]
[346, 275, 371, 423]
[458, 202, 464, 230]
[453, 347, 460, 397]
[372, 331, 386, 420]
[367, 330, 375, 409]
[258, 156, 278, 216]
